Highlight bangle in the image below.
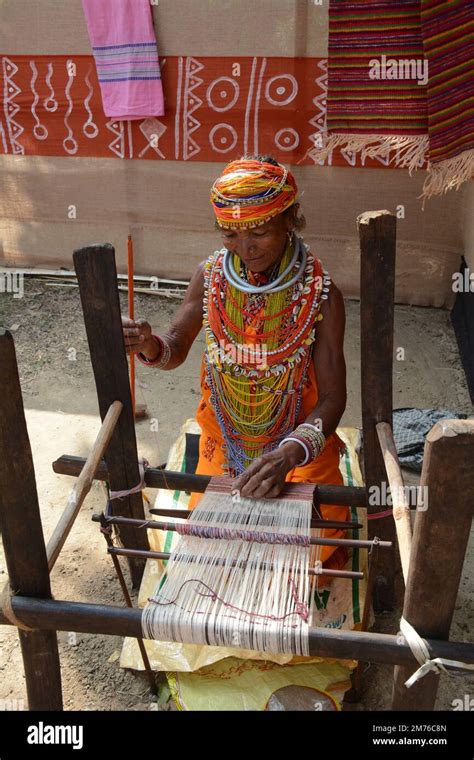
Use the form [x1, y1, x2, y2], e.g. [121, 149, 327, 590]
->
[297, 423, 326, 456]
[279, 424, 326, 466]
[278, 436, 311, 466]
[137, 335, 171, 368]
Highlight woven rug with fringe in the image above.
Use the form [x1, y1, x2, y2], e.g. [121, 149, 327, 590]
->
[310, 0, 473, 201]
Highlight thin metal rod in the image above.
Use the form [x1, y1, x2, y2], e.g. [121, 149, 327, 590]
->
[107, 546, 364, 580]
[349, 539, 381, 700]
[94, 514, 390, 550]
[99, 522, 157, 695]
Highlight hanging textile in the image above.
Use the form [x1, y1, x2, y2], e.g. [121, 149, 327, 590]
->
[419, 0, 474, 198]
[312, 0, 473, 200]
[80, 0, 164, 119]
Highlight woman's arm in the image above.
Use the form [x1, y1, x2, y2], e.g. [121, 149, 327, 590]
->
[122, 260, 206, 370]
[303, 280, 347, 438]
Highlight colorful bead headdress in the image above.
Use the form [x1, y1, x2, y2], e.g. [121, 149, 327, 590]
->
[210, 159, 298, 229]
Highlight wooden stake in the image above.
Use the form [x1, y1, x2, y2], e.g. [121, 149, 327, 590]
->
[73, 244, 150, 587]
[392, 419, 474, 710]
[0, 329, 63, 710]
[358, 210, 397, 611]
[47, 401, 123, 571]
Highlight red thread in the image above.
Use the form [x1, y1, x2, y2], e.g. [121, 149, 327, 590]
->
[148, 575, 309, 623]
[367, 509, 393, 520]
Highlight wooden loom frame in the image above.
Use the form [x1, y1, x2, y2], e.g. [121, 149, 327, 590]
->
[0, 211, 473, 712]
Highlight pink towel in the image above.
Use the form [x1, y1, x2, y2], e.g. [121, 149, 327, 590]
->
[81, 0, 164, 119]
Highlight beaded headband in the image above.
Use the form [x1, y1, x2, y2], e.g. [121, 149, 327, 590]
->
[210, 159, 298, 230]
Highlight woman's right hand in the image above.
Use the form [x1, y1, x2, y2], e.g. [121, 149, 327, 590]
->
[121, 316, 158, 359]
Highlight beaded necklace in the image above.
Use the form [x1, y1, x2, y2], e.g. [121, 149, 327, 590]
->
[202, 236, 330, 476]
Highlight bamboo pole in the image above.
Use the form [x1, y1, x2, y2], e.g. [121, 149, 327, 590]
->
[376, 421, 413, 584]
[47, 401, 123, 571]
[1, 597, 473, 670]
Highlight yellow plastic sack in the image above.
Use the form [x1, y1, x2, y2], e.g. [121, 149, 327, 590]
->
[167, 656, 353, 711]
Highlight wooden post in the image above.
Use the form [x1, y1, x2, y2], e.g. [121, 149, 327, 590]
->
[392, 419, 474, 710]
[359, 210, 397, 611]
[0, 329, 63, 710]
[73, 244, 149, 587]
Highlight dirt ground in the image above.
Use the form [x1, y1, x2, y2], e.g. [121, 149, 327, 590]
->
[0, 280, 472, 711]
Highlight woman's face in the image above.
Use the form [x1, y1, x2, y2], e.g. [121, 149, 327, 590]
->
[220, 211, 292, 273]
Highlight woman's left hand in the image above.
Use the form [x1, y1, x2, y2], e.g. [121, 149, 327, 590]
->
[231, 441, 304, 499]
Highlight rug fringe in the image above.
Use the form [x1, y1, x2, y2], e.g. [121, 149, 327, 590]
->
[421, 149, 474, 202]
[307, 133, 428, 174]
[308, 134, 473, 203]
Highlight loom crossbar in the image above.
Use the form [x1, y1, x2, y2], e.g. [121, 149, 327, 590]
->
[1, 597, 473, 671]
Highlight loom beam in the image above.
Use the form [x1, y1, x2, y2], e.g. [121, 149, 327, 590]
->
[0, 597, 473, 671]
[52, 455, 369, 507]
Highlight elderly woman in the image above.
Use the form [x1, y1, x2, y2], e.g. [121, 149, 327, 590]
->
[123, 155, 349, 573]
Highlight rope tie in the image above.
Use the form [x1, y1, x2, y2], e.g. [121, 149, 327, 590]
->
[109, 458, 149, 500]
[1, 583, 36, 631]
[400, 616, 474, 688]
